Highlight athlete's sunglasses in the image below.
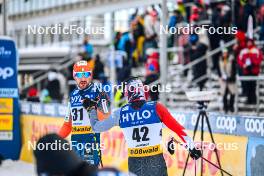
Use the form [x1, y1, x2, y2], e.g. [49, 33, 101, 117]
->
[74, 72, 92, 78]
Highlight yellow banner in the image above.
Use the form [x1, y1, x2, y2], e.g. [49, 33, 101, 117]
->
[0, 98, 13, 113]
[0, 114, 13, 130]
[19, 115, 247, 176]
[20, 115, 64, 163]
[101, 127, 128, 172]
[101, 128, 247, 175]
[162, 129, 247, 176]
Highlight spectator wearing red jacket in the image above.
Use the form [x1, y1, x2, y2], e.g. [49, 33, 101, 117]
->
[144, 49, 160, 101]
[238, 39, 263, 104]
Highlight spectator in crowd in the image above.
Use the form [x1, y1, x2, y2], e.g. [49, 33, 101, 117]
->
[219, 49, 237, 113]
[26, 86, 39, 102]
[116, 54, 131, 84]
[117, 31, 132, 65]
[93, 54, 105, 80]
[46, 69, 62, 103]
[238, 38, 263, 104]
[178, 22, 190, 75]
[168, 9, 183, 47]
[129, 9, 138, 25]
[234, 31, 247, 95]
[40, 89, 52, 103]
[83, 36, 94, 60]
[209, 3, 222, 74]
[131, 15, 145, 65]
[34, 134, 98, 176]
[143, 9, 159, 61]
[242, 0, 256, 32]
[144, 48, 160, 101]
[209, 3, 232, 75]
[189, 6, 200, 22]
[114, 32, 122, 50]
[189, 34, 208, 91]
[258, 5, 264, 41]
[176, 0, 186, 18]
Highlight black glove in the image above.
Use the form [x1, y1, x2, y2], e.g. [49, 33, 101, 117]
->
[189, 148, 202, 160]
[167, 138, 175, 155]
[82, 98, 97, 111]
[96, 92, 110, 114]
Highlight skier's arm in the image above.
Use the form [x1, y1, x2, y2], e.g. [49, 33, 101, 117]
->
[88, 108, 121, 133]
[58, 103, 72, 138]
[156, 102, 194, 150]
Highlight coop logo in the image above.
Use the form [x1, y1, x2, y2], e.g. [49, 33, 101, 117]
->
[44, 104, 55, 116]
[122, 110, 152, 122]
[174, 114, 186, 126]
[0, 67, 14, 80]
[0, 47, 12, 58]
[216, 116, 237, 133]
[245, 118, 264, 136]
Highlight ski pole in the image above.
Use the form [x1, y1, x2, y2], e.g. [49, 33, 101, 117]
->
[194, 159, 197, 176]
[172, 138, 233, 176]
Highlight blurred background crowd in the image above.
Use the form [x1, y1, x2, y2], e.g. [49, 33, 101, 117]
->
[14, 0, 264, 115]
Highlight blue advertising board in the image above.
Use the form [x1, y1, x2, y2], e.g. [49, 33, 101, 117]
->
[0, 36, 21, 159]
[20, 101, 264, 138]
[247, 137, 264, 176]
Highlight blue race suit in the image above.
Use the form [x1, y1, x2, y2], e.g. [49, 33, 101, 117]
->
[66, 83, 102, 166]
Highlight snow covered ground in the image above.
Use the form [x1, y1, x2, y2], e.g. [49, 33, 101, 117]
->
[0, 160, 36, 176]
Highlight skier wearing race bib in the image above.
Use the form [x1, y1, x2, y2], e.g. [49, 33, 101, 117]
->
[85, 77, 201, 176]
[58, 60, 110, 167]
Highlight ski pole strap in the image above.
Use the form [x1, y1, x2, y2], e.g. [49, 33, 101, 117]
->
[172, 138, 233, 176]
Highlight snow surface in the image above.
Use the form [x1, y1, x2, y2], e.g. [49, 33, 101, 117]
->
[0, 160, 36, 176]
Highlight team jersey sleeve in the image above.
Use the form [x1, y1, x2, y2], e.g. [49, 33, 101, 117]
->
[58, 102, 72, 138]
[156, 102, 195, 150]
[88, 108, 121, 133]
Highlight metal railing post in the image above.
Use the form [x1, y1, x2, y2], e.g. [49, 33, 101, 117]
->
[37, 82, 41, 94]
[257, 78, 260, 116]
[160, 0, 168, 105]
[235, 75, 239, 114]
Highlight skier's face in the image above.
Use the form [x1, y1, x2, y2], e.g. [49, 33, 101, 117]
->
[74, 72, 92, 90]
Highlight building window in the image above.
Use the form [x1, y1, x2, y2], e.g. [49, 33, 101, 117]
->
[58, 23, 63, 42]
[15, 30, 21, 48]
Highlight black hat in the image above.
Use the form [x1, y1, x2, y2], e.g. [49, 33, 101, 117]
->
[33, 133, 82, 175]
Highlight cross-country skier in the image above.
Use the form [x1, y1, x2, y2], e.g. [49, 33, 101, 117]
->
[83, 77, 201, 176]
[58, 60, 110, 167]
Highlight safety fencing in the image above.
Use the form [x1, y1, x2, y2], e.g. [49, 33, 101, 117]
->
[19, 101, 264, 176]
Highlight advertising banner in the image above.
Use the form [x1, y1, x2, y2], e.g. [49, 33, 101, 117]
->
[246, 137, 264, 176]
[101, 128, 248, 176]
[163, 129, 247, 176]
[171, 112, 264, 138]
[21, 102, 264, 138]
[19, 115, 64, 162]
[0, 37, 20, 159]
[19, 113, 247, 176]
